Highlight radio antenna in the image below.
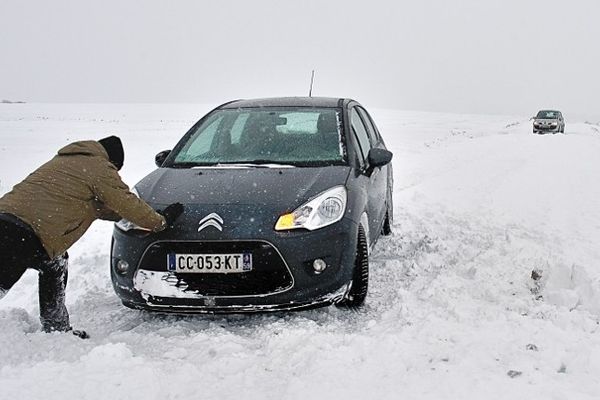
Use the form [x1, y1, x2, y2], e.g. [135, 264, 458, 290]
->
[308, 70, 315, 97]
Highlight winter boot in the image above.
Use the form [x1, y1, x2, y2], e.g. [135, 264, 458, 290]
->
[38, 253, 71, 333]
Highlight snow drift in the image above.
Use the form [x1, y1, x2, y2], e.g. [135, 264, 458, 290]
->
[1, 104, 599, 399]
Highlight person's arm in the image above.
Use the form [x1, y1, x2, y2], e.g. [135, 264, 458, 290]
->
[91, 162, 166, 231]
[92, 198, 122, 222]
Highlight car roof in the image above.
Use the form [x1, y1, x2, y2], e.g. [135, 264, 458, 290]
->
[219, 97, 352, 109]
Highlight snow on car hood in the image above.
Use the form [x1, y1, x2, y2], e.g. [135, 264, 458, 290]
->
[135, 166, 351, 208]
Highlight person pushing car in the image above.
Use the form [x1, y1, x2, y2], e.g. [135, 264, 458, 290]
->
[0, 136, 183, 337]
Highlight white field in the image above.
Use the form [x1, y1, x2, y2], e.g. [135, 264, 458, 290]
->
[1, 104, 600, 400]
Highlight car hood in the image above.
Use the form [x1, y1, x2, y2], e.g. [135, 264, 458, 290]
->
[135, 166, 352, 209]
[534, 119, 558, 123]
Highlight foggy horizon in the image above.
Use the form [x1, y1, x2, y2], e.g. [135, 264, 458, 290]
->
[2, 0, 600, 120]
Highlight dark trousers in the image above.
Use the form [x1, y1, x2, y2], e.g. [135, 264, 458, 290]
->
[0, 214, 70, 332]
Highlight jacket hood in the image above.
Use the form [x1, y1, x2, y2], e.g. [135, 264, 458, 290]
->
[98, 136, 124, 170]
[57, 141, 110, 160]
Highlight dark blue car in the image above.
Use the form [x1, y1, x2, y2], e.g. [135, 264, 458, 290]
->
[111, 97, 393, 312]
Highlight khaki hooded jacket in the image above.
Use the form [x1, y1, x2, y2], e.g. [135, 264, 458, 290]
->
[0, 140, 166, 259]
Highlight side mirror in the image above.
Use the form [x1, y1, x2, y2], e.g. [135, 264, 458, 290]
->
[368, 148, 393, 168]
[155, 150, 171, 167]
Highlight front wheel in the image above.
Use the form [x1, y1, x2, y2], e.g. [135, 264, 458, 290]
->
[339, 224, 369, 308]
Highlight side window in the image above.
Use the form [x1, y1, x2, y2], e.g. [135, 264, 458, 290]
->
[356, 107, 380, 146]
[350, 108, 372, 166]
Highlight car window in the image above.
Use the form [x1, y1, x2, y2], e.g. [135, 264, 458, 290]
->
[536, 111, 559, 119]
[230, 113, 250, 144]
[276, 112, 319, 134]
[181, 115, 224, 157]
[351, 108, 372, 165]
[172, 107, 345, 166]
[356, 107, 380, 146]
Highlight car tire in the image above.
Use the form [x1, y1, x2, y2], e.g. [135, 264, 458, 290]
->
[339, 224, 369, 308]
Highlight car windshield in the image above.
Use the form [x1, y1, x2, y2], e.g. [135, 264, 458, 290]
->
[536, 111, 559, 119]
[169, 107, 345, 167]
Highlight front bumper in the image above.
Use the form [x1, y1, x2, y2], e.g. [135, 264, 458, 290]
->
[533, 123, 559, 132]
[122, 273, 350, 313]
[110, 216, 358, 313]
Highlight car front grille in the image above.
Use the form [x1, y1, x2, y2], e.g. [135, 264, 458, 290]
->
[137, 240, 293, 296]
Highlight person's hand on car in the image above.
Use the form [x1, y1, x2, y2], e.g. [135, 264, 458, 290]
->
[159, 203, 184, 227]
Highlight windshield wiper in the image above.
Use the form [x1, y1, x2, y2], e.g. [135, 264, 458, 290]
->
[173, 160, 341, 169]
[212, 160, 295, 168]
[182, 162, 294, 169]
[169, 162, 208, 168]
[235, 160, 295, 167]
[190, 160, 295, 168]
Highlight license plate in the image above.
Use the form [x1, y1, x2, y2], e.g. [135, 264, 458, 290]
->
[167, 253, 252, 273]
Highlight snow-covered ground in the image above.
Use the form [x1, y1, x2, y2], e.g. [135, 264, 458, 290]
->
[1, 104, 600, 399]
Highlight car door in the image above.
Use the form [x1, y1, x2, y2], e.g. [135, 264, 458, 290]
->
[349, 107, 384, 245]
[355, 107, 389, 235]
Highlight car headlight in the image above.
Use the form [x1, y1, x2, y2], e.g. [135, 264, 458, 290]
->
[275, 186, 347, 231]
[115, 187, 152, 232]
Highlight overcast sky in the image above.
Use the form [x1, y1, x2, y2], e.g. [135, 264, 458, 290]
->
[1, 0, 599, 119]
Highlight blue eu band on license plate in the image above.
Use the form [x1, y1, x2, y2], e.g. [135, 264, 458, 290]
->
[168, 253, 177, 271]
[167, 252, 252, 273]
